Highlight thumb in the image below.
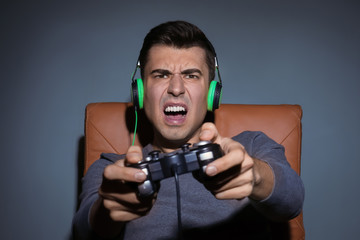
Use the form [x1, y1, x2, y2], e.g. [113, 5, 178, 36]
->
[125, 145, 143, 164]
[199, 122, 222, 144]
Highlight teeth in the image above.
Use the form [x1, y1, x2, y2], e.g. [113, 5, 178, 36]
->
[165, 106, 186, 112]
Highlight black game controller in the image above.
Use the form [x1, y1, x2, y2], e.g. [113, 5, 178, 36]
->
[128, 141, 224, 197]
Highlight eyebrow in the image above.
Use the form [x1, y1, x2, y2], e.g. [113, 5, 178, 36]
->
[150, 69, 172, 75]
[181, 68, 203, 75]
[150, 68, 203, 75]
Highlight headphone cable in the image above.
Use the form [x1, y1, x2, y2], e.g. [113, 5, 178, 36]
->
[172, 165, 183, 239]
[132, 108, 138, 146]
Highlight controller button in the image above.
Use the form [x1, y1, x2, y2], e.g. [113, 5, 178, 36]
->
[199, 151, 214, 161]
[149, 150, 161, 159]
[194, 141, 211, 147]
[138, 180, 153, 196]
[141, 168, 149, 176]
[181, 143, 191, 152]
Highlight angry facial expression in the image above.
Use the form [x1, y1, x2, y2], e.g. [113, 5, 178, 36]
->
[143, 45, 209, 150]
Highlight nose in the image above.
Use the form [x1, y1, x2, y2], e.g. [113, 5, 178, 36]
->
[167, 73, 185, 96]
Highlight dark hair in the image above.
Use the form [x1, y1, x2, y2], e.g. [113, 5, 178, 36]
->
[138, 21, 216, 81]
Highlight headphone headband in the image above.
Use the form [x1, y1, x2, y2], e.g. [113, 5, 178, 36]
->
[131, 60, 141, 82]
[214, 56, 222, 86]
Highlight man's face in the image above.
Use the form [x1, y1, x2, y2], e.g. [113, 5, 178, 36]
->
[143, 45, 209, 148]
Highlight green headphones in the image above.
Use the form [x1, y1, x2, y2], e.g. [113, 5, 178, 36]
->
[131, 58, 223, 111]
[131, 78, 144, 109]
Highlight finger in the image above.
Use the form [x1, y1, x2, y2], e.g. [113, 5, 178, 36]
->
[205, 139, 247, 176]
[100, 182, 139, 201]
[102, 196, 154, 213]
[209, 168, 254, 195]
[103, 164, 146, 182]
[208, 138, 255, 177]
[214, 182, 254, 200]
[126, 145, 143, 164]
[199, 122, 222, 144]
[108, 207, 146, 222]
[203, 165, 241, 188]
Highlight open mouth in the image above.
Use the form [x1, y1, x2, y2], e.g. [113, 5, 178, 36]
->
[164, 105, 187, 116]
[163, 104, 188, 124]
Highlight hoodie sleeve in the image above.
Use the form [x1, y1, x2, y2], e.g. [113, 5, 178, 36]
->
[72, 153, 124, 239]
[233, 131, 305, 221]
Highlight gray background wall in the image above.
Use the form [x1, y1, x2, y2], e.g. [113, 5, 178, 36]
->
[1, 0, 359, 239]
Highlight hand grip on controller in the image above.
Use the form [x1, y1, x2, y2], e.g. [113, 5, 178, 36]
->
[128, 141, 224, 197]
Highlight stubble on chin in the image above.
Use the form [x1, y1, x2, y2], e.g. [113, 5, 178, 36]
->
[152, 125, 202, 151]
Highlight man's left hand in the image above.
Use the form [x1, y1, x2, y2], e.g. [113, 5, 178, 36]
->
[198, 123, 274, 201]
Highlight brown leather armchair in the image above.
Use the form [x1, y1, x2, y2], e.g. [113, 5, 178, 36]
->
[83, 102, 305, 239]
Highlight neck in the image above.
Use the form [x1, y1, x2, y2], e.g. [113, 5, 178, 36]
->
[152, 129, 201, 153]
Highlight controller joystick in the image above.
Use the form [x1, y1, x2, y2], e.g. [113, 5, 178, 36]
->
[128, 141, 224, 197]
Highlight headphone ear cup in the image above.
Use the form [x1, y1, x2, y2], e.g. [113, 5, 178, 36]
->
[131, 78, 144, 109]
[207, 80, 223, 111]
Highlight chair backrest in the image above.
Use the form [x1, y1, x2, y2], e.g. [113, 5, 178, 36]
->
[84, 102, 304, 239]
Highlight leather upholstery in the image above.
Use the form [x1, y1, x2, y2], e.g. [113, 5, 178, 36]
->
[84, 102, 305, 239]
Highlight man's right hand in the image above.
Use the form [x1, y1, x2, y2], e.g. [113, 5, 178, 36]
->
[90, 146, 156, 238]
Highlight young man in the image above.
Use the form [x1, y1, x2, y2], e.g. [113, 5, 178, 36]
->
[73, 21, 304, 239]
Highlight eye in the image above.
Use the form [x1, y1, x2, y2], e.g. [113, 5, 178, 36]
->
[184, 74, 199, 79]
[154, 74, 169, 79]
